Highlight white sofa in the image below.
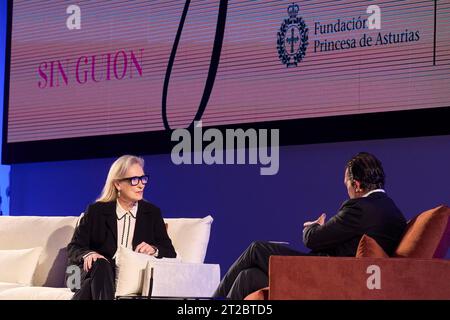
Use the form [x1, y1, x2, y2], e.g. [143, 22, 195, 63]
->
[0, 215, 219, 300]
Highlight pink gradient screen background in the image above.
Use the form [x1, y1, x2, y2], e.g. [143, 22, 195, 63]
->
[7, 0, 450, 142]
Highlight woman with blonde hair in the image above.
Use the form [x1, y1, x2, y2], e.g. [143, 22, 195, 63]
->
[67, 155, 176, 300]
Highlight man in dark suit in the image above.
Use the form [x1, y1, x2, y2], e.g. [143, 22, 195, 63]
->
[67, 155, 176, 300]
[213, 152, 407, 300]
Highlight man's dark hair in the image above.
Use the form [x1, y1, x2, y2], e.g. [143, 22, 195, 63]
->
[346, 152, 385, 190]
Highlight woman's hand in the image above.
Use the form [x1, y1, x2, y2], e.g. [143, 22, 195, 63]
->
[83, 252, 107, 272]
[135, 242, 156, 255]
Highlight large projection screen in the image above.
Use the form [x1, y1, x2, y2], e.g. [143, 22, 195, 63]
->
[3, 0, 450, 163]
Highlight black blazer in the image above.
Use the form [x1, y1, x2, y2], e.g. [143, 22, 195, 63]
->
[67, 200, 176, 266]
[303, 192, 407, 256]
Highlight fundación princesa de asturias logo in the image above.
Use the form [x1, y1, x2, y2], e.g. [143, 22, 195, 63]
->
[277, 3, 309, 67]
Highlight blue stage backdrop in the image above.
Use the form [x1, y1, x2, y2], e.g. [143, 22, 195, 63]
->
[9, 135, 450, 272]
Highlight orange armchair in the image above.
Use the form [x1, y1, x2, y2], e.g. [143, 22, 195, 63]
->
[268, 255, 450, 299]
[246, 205, 450, 300]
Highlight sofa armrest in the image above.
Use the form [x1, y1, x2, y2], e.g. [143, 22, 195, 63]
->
[269, 256, 450, 300]
[142, 261, 220, 298]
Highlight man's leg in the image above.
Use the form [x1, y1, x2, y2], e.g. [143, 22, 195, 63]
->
[72, 259, 115, 300]
[227, 268, 268, 300]
[213, 241, 305, 298]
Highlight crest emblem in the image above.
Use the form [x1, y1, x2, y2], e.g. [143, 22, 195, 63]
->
[277, 3, 309, 67]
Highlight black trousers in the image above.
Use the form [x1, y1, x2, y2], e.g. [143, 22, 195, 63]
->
[71, 259, 115, 300]
[213, 241, 307, 300]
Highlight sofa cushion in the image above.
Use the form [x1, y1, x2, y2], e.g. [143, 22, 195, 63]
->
[0, 282, 26, 294]
[0, 216, 79, 287]
[394, 205, 450, 258]
[0, 287, 73, 300]
[164, 215, 213, 263]
[356, 234, 389, 258]
[0, 247, 43, 285]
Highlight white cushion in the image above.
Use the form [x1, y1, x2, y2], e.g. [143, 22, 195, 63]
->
[0, 282, 26, 294]
[115, 246, 180, 297]
[0, 287, 73, 300]
[164, 215, 213, 263]
[0, 248, 43, 285]
[142, 261, 220, 298]
[0, 216, 79, 287]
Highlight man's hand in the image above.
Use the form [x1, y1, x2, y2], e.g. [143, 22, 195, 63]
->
[303, 213, 327, 228]
[135, 242, 156, 255]
[83, 252, 107, 272]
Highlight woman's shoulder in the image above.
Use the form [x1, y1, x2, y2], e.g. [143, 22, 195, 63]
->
[85, 201, 116, 214]
[138, 199, 161, 213]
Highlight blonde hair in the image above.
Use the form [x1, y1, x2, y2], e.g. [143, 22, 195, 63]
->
[96, 155, 145, 202]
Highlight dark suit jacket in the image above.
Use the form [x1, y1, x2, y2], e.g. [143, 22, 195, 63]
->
[67, 200, 176, 266]
[303, 192, 406, 256]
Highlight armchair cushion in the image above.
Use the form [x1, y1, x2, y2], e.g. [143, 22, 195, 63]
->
[394, 205, 450, 258]
[244, 287, 269, 300]
[356, 235, 388, 258]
